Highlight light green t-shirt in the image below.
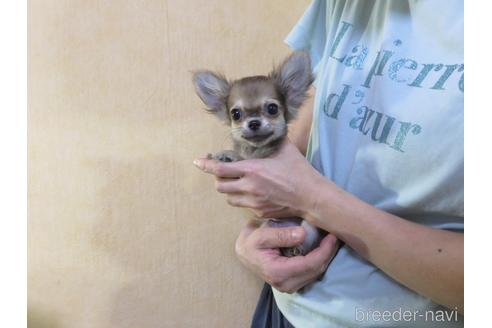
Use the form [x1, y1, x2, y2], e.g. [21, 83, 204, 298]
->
[273, 0, 464, 327]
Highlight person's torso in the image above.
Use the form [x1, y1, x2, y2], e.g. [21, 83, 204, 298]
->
[273, 0, 464, 327]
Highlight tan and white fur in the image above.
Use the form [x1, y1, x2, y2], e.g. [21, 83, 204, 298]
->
[193, 51, 324, 257]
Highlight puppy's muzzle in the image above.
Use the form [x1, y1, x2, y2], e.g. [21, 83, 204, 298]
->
[248, 119, 261, 131]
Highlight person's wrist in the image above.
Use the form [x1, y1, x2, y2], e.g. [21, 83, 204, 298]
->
[297, 171, 329, 225]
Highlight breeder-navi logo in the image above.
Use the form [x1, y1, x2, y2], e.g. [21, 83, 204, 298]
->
[355, 307, 460, 323]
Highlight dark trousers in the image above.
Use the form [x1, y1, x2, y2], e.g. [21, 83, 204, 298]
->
[251, 283, 295, 328]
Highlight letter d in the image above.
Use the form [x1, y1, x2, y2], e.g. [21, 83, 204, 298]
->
[323, 84, 351, 119]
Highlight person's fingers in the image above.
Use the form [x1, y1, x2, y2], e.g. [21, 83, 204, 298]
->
[258, 207, 298, 219]
[215, 177, 240, 182]
[271, 233, 338, 278]
[251, 226, 306, 249]
[215, 179, 244, 193]
[223, 192, 286, 215]
[307, 233, 339, 260]
[273, 273, 318, 294]
[268, 234, 339, 293]
[193, 158, 245, 178]
[235, 220, 287, 272]
[225, 193, 253, 208]
[302, 233, 339, 274]
[235, 219, 262, 252]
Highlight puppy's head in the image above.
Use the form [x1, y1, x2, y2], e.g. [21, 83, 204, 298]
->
[193, 51, 313, 148]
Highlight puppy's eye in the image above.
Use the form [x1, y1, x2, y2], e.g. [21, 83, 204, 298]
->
[230, 108, 242, 121]
[267, 103, 279, 115]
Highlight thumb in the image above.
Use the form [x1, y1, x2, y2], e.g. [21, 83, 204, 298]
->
[255, 226, 306, 249]
[303, 233, 339, 266]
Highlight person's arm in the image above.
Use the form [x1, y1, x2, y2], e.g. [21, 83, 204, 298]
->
[194, 142, 464, 313]
[288, 86, 314, 155]
[302, 179, 464, 313]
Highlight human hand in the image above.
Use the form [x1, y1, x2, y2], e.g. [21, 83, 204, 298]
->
[193, 140, 325, 219]
[235, 220, 339, 293]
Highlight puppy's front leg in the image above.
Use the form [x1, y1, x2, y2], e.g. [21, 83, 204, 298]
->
[209, 150, 243, 162]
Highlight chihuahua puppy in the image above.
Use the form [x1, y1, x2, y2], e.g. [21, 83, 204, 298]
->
[193, 51, 324, 257]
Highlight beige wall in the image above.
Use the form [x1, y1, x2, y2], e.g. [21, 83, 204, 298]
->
[28, 1, 310, 327]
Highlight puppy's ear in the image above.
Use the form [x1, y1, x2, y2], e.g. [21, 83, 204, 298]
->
[192, 70, 231, 122]
[271, 51, 313, 121]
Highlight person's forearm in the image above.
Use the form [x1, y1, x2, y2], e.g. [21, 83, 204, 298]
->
[288, 86, 314, 155]
[303, 178, 464, 314]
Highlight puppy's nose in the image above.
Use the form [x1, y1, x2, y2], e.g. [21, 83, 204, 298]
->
[248, 120, 261, 131]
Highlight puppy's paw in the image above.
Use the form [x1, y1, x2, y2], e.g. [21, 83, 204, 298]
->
[212, 150, 242, 162]
[281, 245, 305, 257]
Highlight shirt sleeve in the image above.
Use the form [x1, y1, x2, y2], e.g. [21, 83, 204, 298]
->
[284, 0, 329, 83]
